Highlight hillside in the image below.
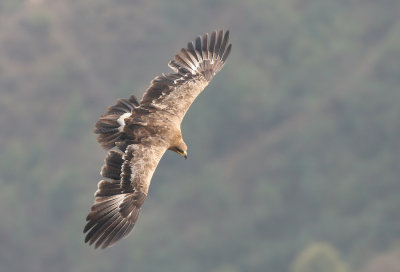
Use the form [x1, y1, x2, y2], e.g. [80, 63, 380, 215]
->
[1, 0, 400, 271]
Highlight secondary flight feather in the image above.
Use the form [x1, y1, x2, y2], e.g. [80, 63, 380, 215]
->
[84, 30, 232, 249]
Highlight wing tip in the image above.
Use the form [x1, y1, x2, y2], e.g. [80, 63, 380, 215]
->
[84, 193, 144, 249]
[170, 29, 232, 80]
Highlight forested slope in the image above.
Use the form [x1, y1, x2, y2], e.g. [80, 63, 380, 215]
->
[0, 0, 400, 271]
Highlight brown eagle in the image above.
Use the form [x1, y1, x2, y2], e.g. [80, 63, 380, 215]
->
[84, 30, 231, 249]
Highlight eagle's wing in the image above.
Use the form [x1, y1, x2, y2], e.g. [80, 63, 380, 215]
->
[84, 142, 167, 249]
[140, 29, 232, 122]
[93, 95, 141, 150]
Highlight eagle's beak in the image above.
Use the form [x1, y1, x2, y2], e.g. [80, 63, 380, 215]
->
[183, 151, 188, 160]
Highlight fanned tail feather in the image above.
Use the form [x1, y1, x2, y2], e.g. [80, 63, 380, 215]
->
[168, 29, 232, 81]
[94, 95, 139, 149]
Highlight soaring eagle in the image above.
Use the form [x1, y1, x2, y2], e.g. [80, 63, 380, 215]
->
[84, 30, 232, 249]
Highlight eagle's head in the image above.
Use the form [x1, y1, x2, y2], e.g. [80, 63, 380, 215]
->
[169, 136, 187, 159]
[171, 144, 187, 160]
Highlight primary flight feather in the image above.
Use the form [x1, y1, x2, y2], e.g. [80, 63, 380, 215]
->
[84, 30, 232, 249]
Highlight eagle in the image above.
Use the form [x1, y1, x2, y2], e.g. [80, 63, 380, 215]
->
[84, 30, 232, 249]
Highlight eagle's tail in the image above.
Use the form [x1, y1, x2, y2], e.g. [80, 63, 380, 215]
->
[84, 150, 146, 249]
[94, 95, 139, 150]
[168, 29, 232, 81]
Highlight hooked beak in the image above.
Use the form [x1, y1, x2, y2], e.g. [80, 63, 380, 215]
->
[174, 148, 187, 159]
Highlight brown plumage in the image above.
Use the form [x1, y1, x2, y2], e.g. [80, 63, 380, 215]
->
[84, 30, 232, 249]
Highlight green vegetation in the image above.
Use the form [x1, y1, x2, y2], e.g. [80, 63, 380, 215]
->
[291, 242, 349, 272]
[0, 0, 400, 271]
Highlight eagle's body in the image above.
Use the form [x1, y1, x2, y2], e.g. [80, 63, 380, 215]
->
[84, 30, 231, 249]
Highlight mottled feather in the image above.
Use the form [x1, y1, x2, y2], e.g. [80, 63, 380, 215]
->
[84, 143, 167, 249]
[85, 30, 231, 249]
[140, 29, 231, 121]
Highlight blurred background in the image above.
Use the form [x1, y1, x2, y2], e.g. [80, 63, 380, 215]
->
[1, 0, 400, 271]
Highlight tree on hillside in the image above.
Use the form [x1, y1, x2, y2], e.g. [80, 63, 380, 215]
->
[291, 242, 349, 272]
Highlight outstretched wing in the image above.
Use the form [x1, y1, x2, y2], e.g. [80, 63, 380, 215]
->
[140, 29, 232, 122]
[84, 142, 167, 249]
